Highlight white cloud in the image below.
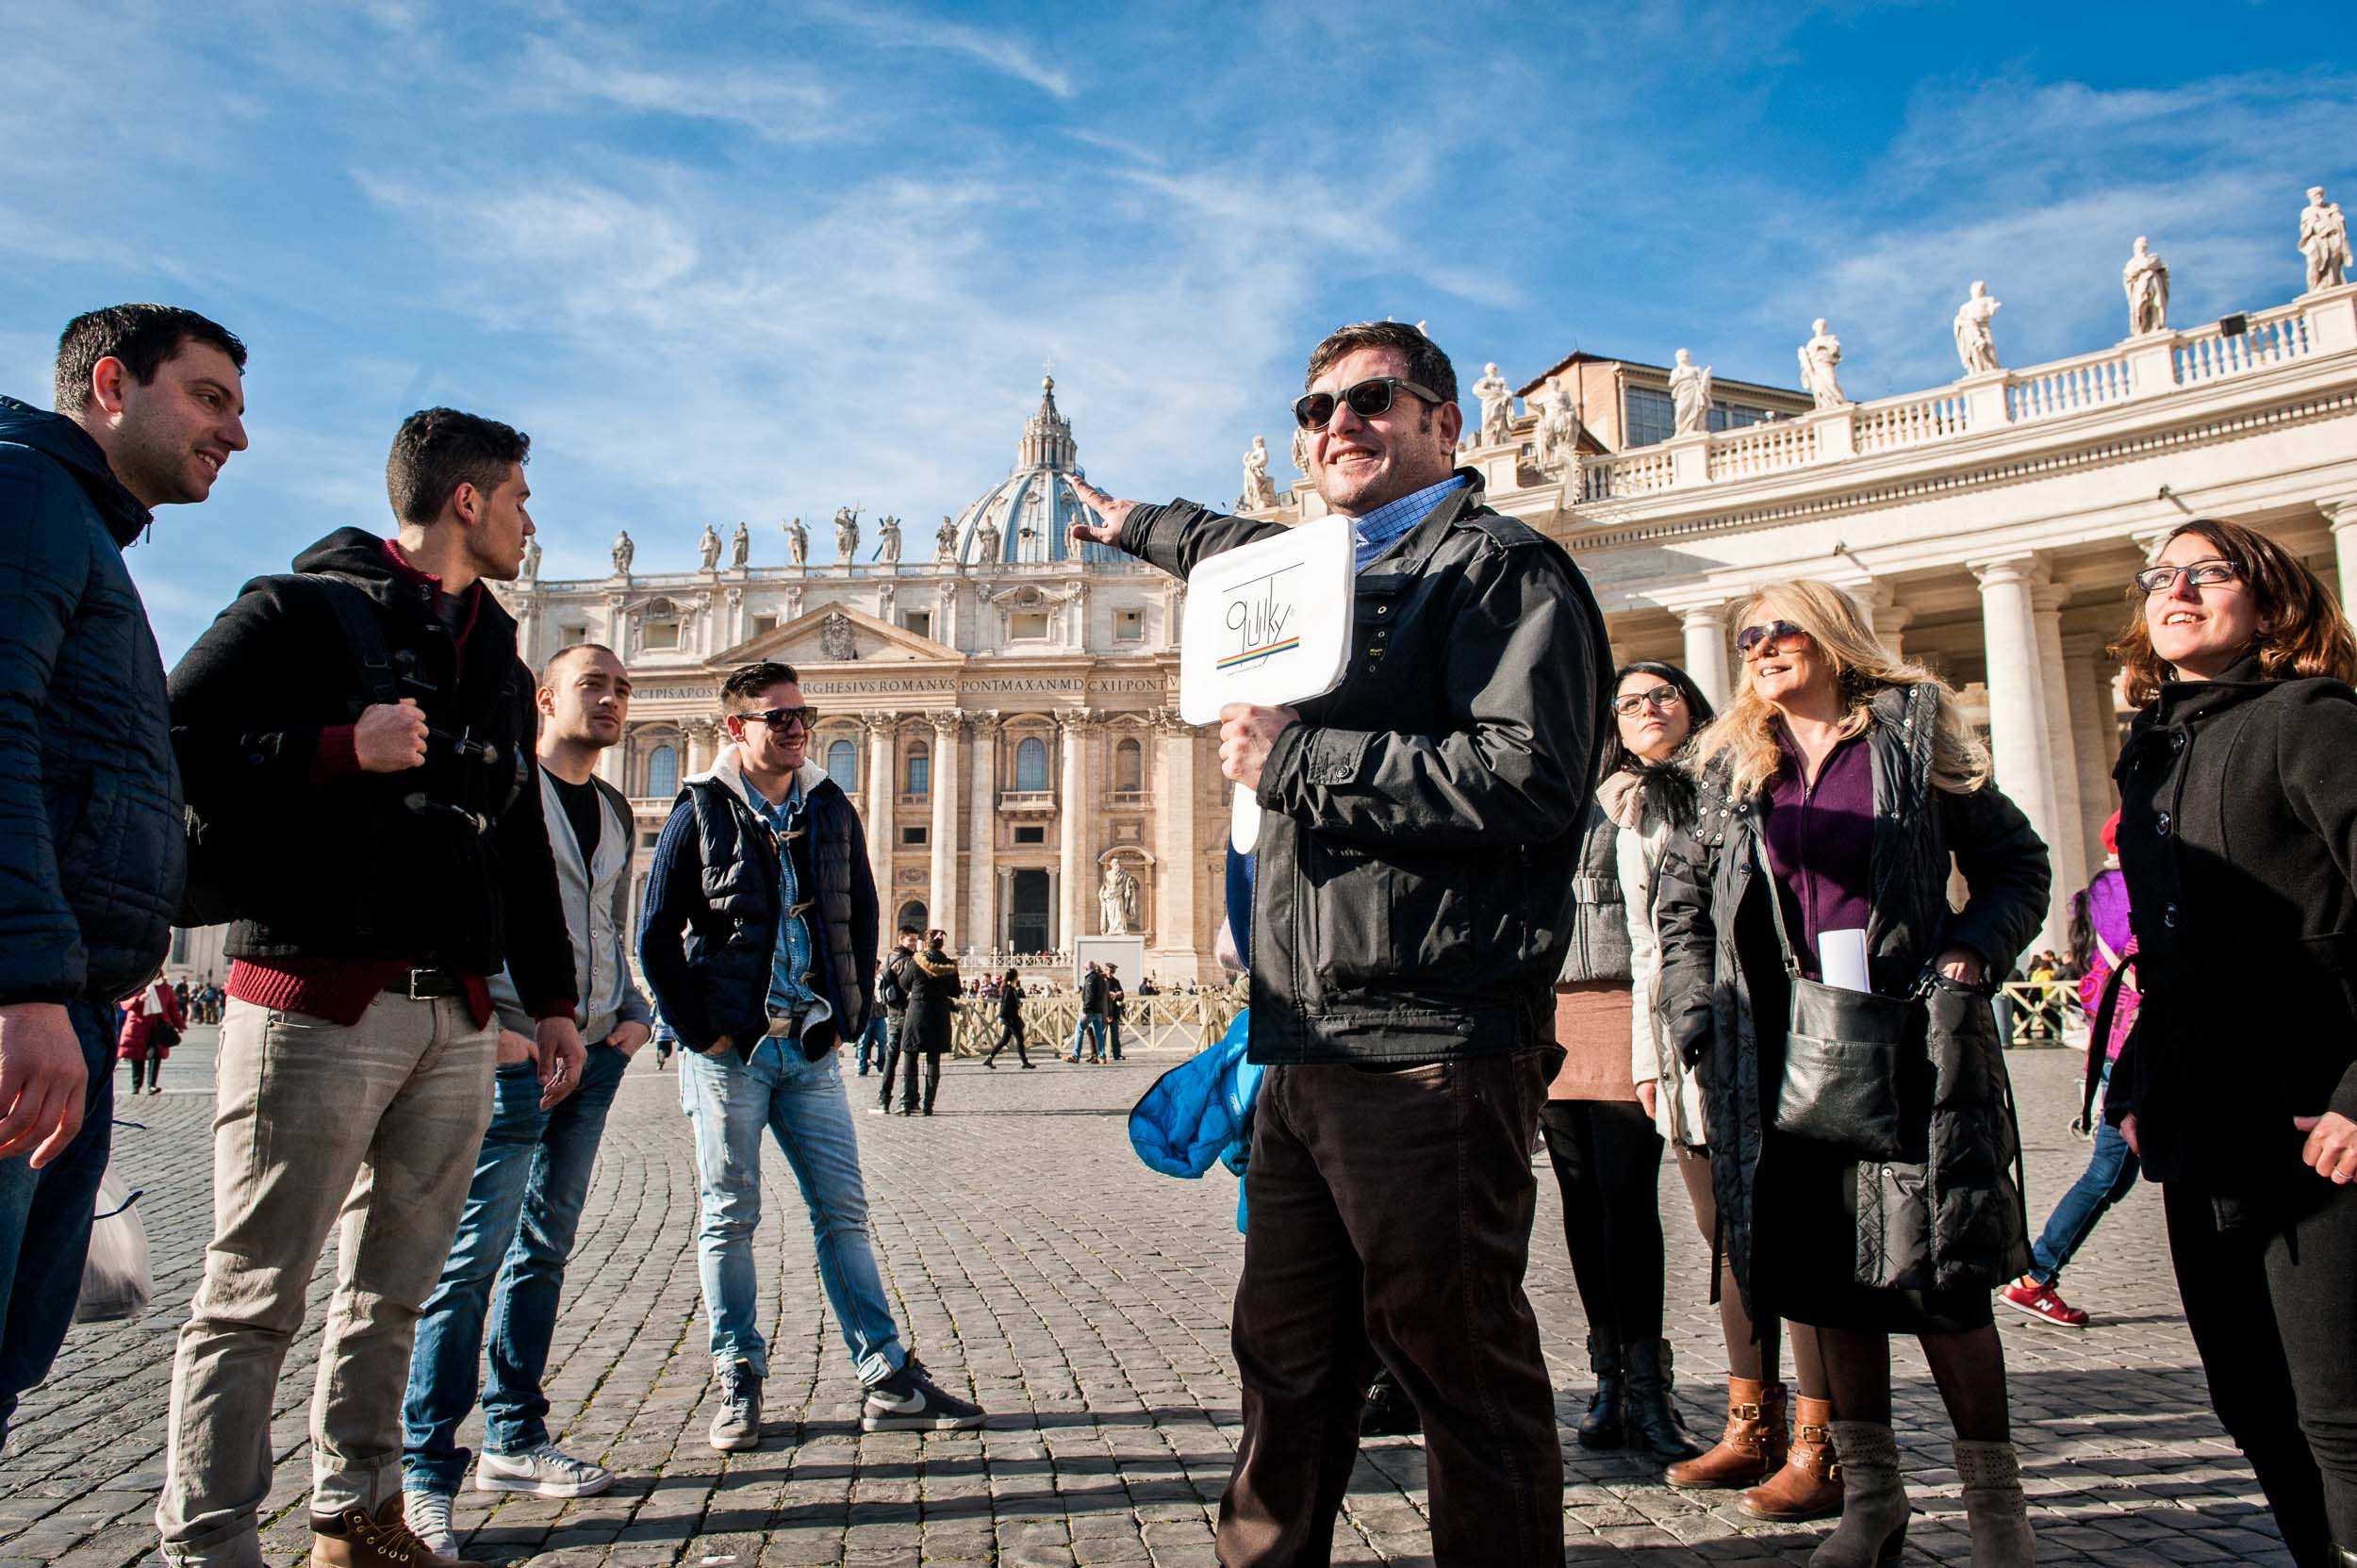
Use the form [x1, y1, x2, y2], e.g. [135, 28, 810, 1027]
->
[802, 0, 1075, 98]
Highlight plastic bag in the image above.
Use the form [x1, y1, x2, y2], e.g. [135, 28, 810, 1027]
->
[74, 1169, 152, 1324]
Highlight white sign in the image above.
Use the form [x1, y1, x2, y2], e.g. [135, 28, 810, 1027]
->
[1178, 516, 1356, 850]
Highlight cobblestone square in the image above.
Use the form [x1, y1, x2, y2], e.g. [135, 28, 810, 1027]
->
[0, 1031, 2288, 1566]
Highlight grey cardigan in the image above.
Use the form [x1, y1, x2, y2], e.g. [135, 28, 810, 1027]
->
[491, 768, 652, 1045]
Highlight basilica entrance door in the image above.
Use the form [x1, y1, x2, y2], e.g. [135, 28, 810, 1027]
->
[1007, 869, 1049, 954]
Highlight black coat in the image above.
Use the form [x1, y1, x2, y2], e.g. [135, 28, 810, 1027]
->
[0, 399, 182, 1005]
[1654, 685, 2049, 1319]
[1121, 470, 1610, 1064]
[166, 527, 573, 1012]
[998, 982, 1024, 1024]
[902, 947, 962, 1052]
[2111, 656, 2357, 1209]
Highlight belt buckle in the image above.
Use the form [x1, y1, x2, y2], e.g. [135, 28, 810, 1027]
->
[406, 969, 432, 1000]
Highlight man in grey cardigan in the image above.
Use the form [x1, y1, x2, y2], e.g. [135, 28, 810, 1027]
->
[399, 643, 652, 1551]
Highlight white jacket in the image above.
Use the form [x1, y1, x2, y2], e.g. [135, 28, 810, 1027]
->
[1607, 771, 1708, 1147]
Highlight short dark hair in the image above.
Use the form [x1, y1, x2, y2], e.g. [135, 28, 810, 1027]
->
[1304, 321, 1457, 405]
[55, 304, 247, 413]
[898, 924, 923, 938]
[720, 661, 801, 707]
[387, 407, 530, 525]
[537, 640, 618, 688]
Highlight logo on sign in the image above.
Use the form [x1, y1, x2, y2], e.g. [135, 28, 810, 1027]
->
[1219, 565, 1302, 672]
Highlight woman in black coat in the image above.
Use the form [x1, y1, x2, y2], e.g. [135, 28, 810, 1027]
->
[984, 968, 1032, 1068]
[2109, 520, 2357, 1568]
[898, 931, 963, 1115]
[1656, 580, 2049, 1568]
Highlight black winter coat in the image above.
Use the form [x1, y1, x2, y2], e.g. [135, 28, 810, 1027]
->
[0, 399, 181, 1005]
[2111, 656, 2357, 1211]
[1120, 471, 1609, 1064]
[1654, 685, 2050, 1318]
[166, 527, 574, 1011]
[902, 947, 962, 1052]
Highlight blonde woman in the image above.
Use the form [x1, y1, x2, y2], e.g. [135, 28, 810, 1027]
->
[1655, 582, 2050, 1568]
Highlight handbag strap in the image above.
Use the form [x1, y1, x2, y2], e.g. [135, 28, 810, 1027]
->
[1750, 837, 1805, 981]
[2075, 955, 2136, 1134]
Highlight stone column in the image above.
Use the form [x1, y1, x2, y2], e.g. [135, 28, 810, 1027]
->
[965, 714, 999, 953]
[2031, 583, 2089, 909]
[928, 713, 962, 945]
[1973, 557, 2068, 949]
[1057, 709, 1091, 949]
[862, 713, 898, 934]
[2324, 497, 2357, 615]
[1151, 710, 1199, 964]
[2062, 635, 2120, 874]
[1679, 604, 1732, 709]
[1853, 582, 1914, 657]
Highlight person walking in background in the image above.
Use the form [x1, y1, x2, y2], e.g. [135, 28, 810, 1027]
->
[2107, 521, 2357, 1568]
[1104, 964, 1129, 1062]
[1069, 960, 1109, 1063]
[899, 930, 961, 1115]
[983, 969, 1032, 1068]
[1656, 581, 2049, 1568]
[1540, 662, 1708, 1469]
[2003, 814, 2140, 1331]
[117, 970, 185, 1098]
[872, 926, 920, 1114]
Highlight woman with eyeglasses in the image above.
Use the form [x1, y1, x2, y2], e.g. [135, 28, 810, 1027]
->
[2108, 520, 2357, 1568]
[1655, 581, 2049, 1568]
[1541, 660, 1715, 1466]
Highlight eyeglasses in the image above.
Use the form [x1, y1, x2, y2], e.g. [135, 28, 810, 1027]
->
[1735, 619, 1809, 658]
[733, 705, 817, 734]
[1610, 685, 1685, 718]
[2134, 558, 2242, 595]
[1291, 376, 1447, 431]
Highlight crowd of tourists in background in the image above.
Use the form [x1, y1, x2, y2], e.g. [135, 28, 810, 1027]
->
[5, 303, 2356, 1568]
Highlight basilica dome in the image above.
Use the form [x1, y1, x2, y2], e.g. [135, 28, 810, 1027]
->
[948, 377, 1125, 568]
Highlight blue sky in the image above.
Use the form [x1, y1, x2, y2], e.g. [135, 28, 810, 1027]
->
[4, 0, 2350, 661]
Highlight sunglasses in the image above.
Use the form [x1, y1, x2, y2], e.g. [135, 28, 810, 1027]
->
[1611, 685, 1685, 718]
[733, 705, 817, 734]
[1291, 375, 1447, 431]
[2134, 558, 2241, 596]
[1735, 619, 1809, 658]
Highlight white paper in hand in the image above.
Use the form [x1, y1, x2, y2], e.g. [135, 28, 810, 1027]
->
[1178, 516, 1357, 851]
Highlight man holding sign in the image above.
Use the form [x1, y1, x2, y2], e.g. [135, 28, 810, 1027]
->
[1071, 321, 1609, 1567]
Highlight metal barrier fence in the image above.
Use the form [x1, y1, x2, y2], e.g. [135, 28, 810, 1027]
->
[945, 991, 1243, 1058]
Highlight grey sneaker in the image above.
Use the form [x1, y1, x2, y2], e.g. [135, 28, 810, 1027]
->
[710, 1359, 763, 1451]
[862, 1355, 987, 1432]
[393, 1489, 468, 1563]
[474, 1440, 615, 1497]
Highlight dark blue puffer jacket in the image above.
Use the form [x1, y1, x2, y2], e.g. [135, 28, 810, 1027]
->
[0, 396, 183, 1005]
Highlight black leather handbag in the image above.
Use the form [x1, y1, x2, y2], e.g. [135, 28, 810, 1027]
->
[1756, 844, 1918, 1159]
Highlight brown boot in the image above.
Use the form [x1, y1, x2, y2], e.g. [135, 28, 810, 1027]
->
[1740, 1395, 1846, 1522]
[310, 1496, 486, 1568]
[1667, 1377, 1786, 1489]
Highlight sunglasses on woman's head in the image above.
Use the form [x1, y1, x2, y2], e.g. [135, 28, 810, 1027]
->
[1610, 685, 1684, 718]
[1736, 619, 1808, 658]
[1291, 375, 1446, 431]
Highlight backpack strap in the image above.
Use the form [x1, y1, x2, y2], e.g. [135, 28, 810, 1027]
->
[2076, 955, 2136, 1134]
[293, 573, 401, 717]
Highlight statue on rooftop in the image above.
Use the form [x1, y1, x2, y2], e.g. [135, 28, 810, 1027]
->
[1290, 423, 1311, 478]
[610, 530, 634, 576]
[2300, 186, 2351, 292]
[1240, 436, 1279, 511]
[1532, 380, 1580, 472]
[521, 536, 540, 579]
[877, 515, 902, 564]
[730, 520, 750, 569]
[832, 506, 860, 565]
[784, 517, 809, 569]
[1668, 349, 1713, 437]
[936, 515, 959, 563]
[1953, 281, 2002, 374]
[1471, 362, 1514, 444]
[698, 524, 722, 572]
[2123, 238, 2171, 336]
[1799, 318, 1849, 408]
[975, 518, 1001, 564]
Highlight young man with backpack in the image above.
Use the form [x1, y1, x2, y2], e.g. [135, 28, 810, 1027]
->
[159, 407, 582, 1568]
[871, 925, 921, 1114]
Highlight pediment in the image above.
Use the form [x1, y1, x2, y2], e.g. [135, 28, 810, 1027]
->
[721, 602, 964, 667]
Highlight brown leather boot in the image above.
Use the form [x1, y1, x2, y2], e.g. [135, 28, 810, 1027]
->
[310, 1496, 486, 1568]
[1740, 1395, 1845, 1522]
[1667, 1377, 1786, 1489]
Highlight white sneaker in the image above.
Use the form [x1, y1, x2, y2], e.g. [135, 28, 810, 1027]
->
[403, 1487, 458, 1558]
[473, 1440, 617, 1498]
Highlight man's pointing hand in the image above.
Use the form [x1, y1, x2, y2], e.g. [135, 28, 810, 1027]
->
[1066, 475, 1136, 549]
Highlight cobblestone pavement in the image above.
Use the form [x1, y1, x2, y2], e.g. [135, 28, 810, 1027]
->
[0, 1030, 2292, 1566]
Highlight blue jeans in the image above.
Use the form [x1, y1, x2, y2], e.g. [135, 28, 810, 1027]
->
[0, 999, 110, 1448]
[1069, 1014, 1106, 1061]
[401, 1042, 629, 1491]
[855, 1015, 886, 1074]
[678, 1041, 904, 1384]
[2028, 1064, 2141, 1285]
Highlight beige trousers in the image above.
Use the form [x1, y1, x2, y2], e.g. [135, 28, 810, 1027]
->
[157, 993, 495, 1566]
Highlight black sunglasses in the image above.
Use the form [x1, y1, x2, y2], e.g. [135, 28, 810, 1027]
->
[1735, 619, 1809, 658]
[1610, 685, 1685, 718]
[1292, 375, 1447, 431]
[733, 705, 816, 734]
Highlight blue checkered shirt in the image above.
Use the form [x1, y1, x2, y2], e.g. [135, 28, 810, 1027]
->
[1343, 475, 1468, 571]
[745, 771, 820, 1017]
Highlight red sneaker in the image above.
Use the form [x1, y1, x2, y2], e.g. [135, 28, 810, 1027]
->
[2000, 1276, 2089, 1329]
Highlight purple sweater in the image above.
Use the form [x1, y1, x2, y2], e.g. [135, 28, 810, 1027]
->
[1759, 727, 1875, 982]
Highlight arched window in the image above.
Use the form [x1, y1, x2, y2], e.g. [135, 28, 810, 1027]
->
[645, 743, 678, 798]
[826, 738, 858, 792]
[1015, 735, 1048, 792]
[1114, 737, 1143, 793]
[906, 743, 930, 796]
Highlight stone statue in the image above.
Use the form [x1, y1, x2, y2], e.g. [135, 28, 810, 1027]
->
[1290, 424, 1311, 478]
[935, 515, 959, 563]
[975, 519, 1001, 564]
[1099, 861, 1139, 935]
[877, 515, 902, 564]
[1471, 362, 1514, 443]
[1798, 319, 1849, 408]
[610, 531, 634, 576]
[2300, 185, 2352, 292]
[2122, 237, 2171, 335]
[521, 536, 540, 579]
[817, 609, 857, 661]
[784, 517, 809, 568]
[698, 524, 722, 572]
[832, 506, 860, 565]
[1953, 281, 2002, 374]
[1667, 349, 1713, 437]
[729, 520, 750, 569]
[1240, 436, 1278, 511]
[1531, 380, 1579, 472]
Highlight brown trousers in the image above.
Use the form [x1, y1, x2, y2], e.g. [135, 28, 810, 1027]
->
[1216, 1050, 1563, 1568]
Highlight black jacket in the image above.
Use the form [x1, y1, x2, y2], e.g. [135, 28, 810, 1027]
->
[1120, 471, 1609, 1064]
[166, 527, 574, 1012]
[637, 752, 879, 1061]
[880, 947, 917, 1020]
[0, 399, 182, 1005]
[998, 982, 1024, 1024]
[902, 946, 962, 1052]
[2111, 656, 2357, 1207]
[1079, 966, 1108, 1015]
[1654, 685, 2049, 1313]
